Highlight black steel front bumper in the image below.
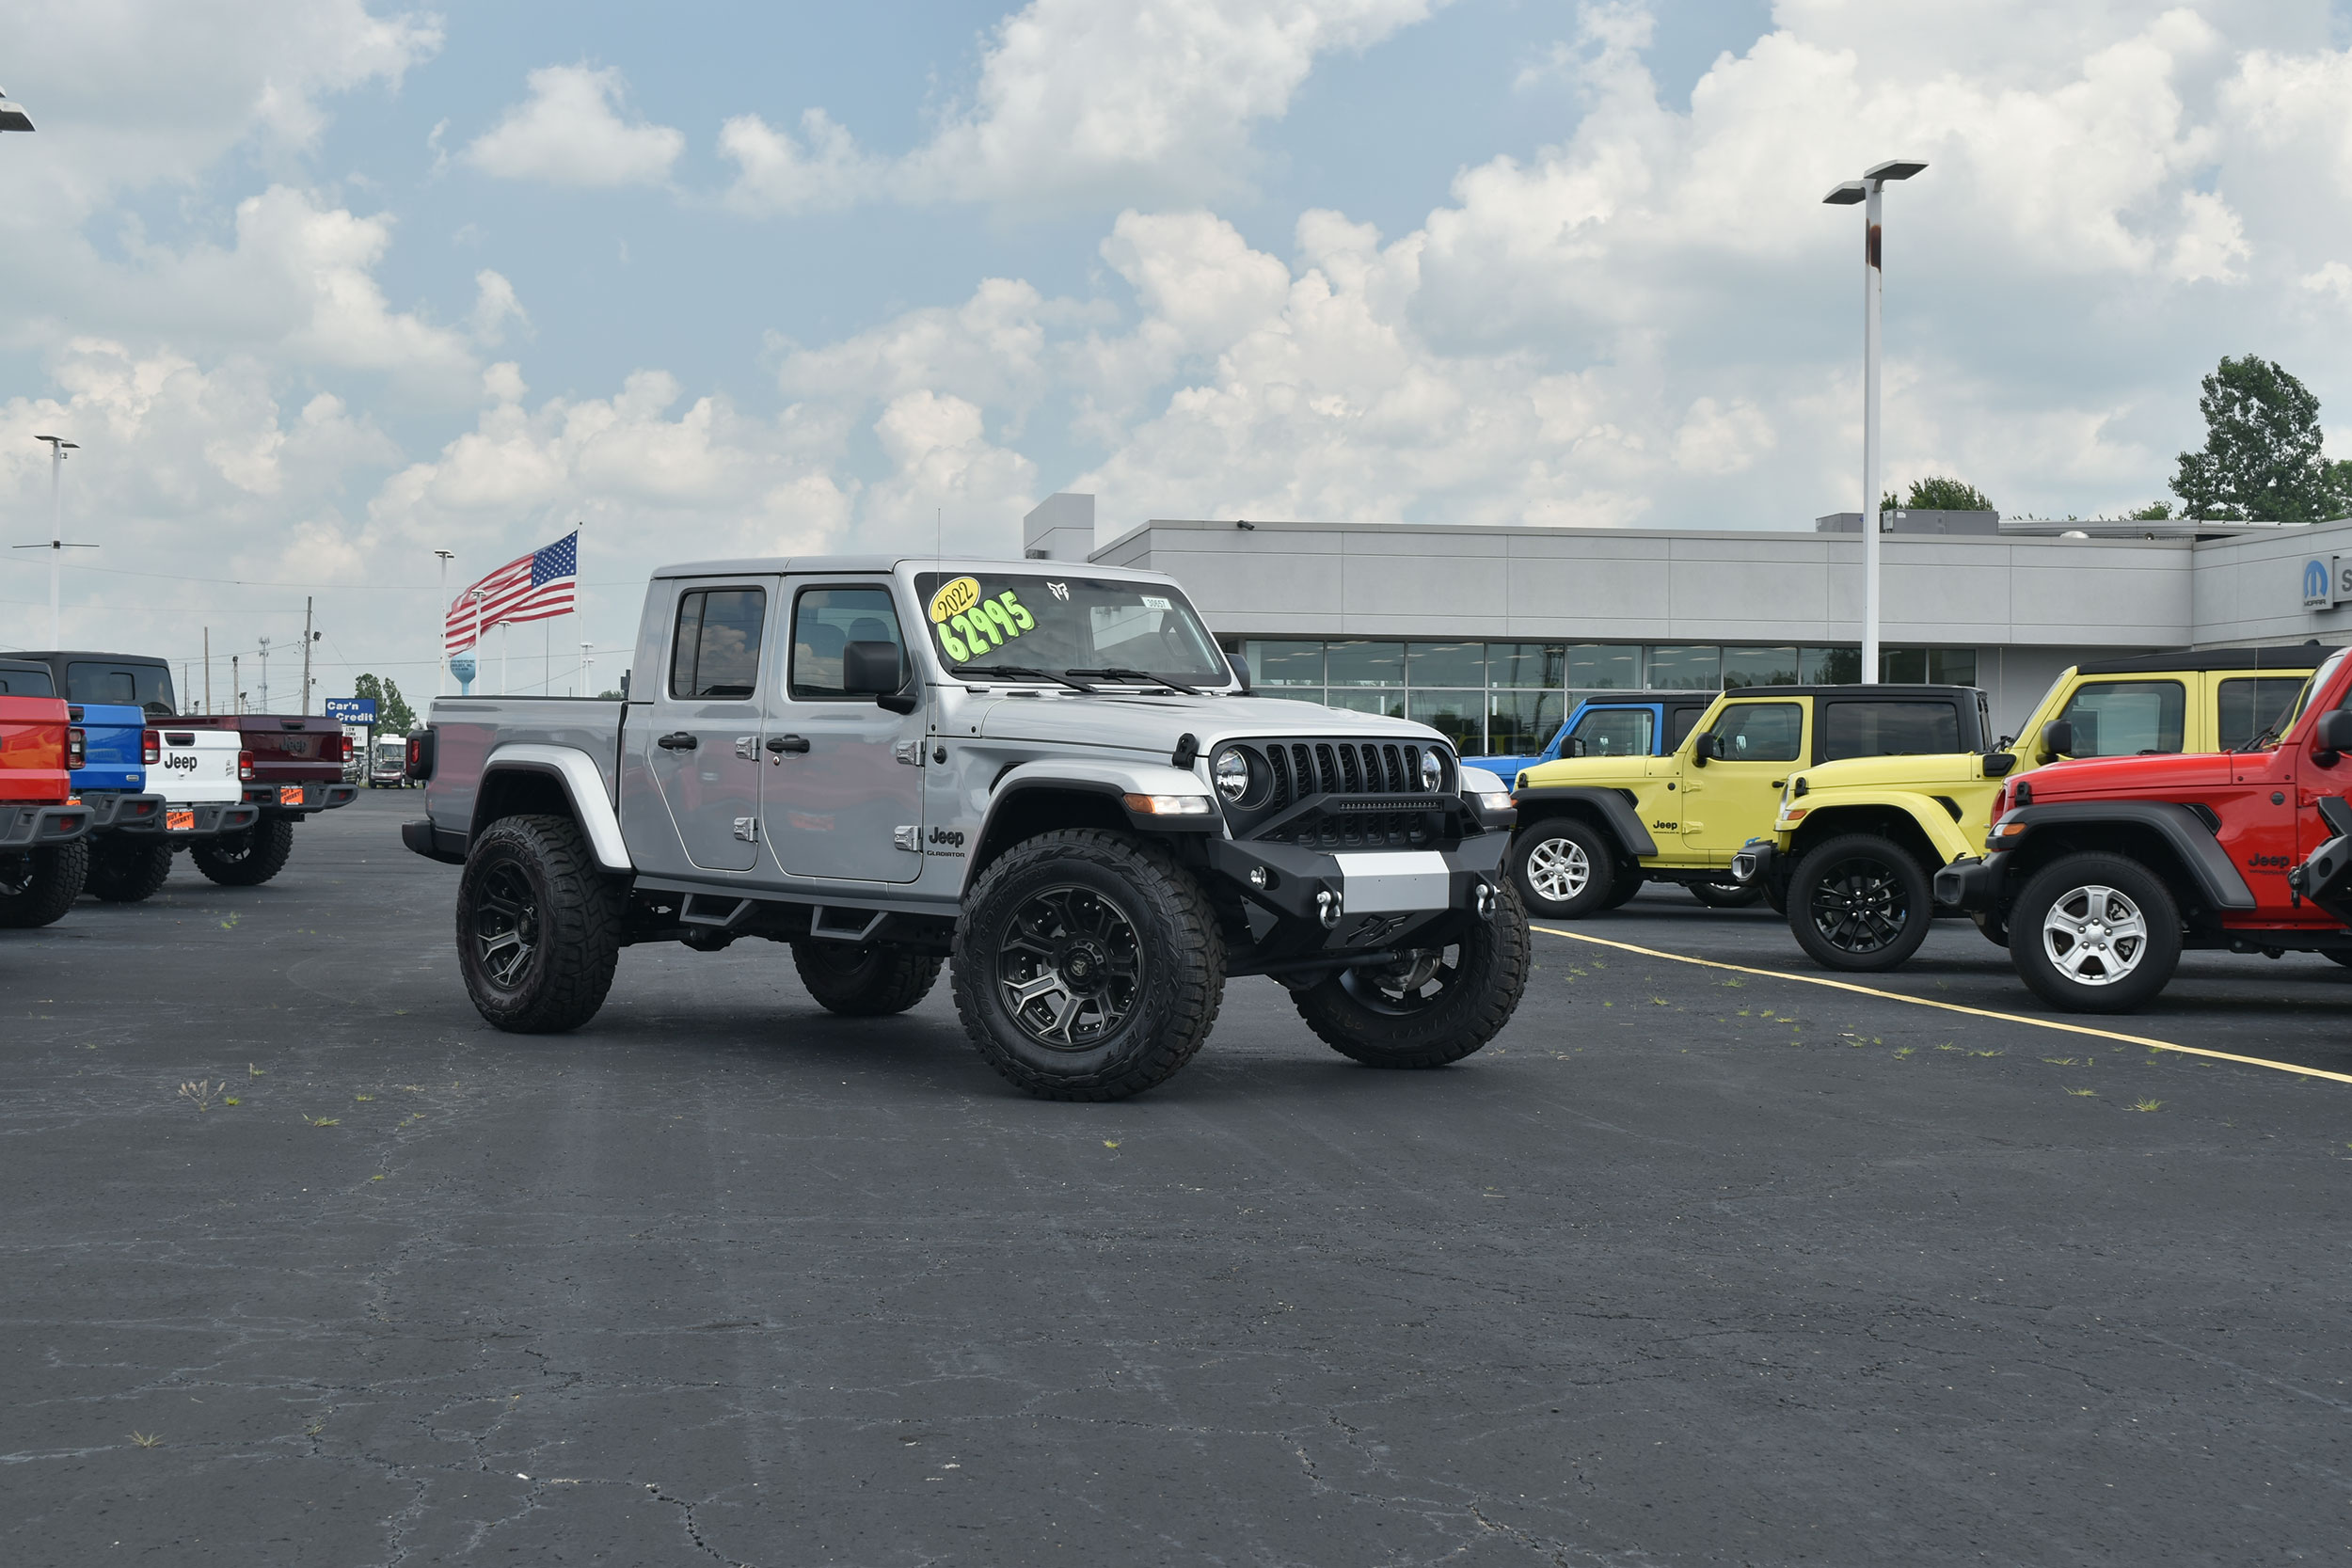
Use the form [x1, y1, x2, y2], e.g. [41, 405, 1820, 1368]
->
[245, 782, 360, 816]
[77, 791, 166, 832]
[1205, 831, 1510, 951]
[1931, 854, 2006, 913]
[0, 801, 93, 849]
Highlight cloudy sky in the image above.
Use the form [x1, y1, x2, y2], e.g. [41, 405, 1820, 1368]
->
[3, 0, 2351, 702]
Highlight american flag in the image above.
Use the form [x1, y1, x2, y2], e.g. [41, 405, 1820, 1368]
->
[444, 531, 579, 653]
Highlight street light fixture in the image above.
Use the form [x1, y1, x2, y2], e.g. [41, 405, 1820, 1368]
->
[1824, 157, 1927, 682]
[0, 87, 34, 135]
[12, 436, 95, 646]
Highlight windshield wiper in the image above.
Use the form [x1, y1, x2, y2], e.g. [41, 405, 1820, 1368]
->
[961, 664, 1098, 693]
[1066, 667, 1203, 696]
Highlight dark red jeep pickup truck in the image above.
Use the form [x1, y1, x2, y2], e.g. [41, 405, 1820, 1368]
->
[1937, 642, 2352, 1010]
[8, 651, 358, 887]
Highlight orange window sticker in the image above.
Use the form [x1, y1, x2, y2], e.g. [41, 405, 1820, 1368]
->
[278, 785, 303, 806]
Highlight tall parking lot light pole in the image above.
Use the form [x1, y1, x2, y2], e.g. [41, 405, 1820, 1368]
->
[13, 436, 93, 647]
[1824, 158, 1926, 683]
[434, 548, 455, 695]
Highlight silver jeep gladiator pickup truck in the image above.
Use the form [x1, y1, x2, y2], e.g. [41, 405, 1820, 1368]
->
[403, 555, 1527, 1100]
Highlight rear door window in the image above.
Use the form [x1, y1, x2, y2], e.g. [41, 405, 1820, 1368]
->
[65, 660, 175, 713]
[1569, 707, 1653, 757]
[2056, 679, 2185, 756]
[1820, 701, 1961, 761]
[2217, 676, 2306, 750]
[669, 588, 768, 699]
[1708, 702, 1803, 762]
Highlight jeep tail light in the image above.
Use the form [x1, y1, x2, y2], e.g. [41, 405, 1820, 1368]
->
[336, 733, 352, 763]
[142, 727, 162, 765]
[237, 749, 255, 782]
[68, 726, 86, 768]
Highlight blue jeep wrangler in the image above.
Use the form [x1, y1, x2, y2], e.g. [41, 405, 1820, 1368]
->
[1469, 691, 1720, 784]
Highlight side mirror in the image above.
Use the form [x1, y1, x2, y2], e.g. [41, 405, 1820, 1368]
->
[2314, 709, 2352, 758]
[1692, 732, 1716, 766]
[1227, 653, 1252, 693]
[1567, 736, 1587, 758]
[2041, 720, 2076, 758]
[843, 641, 911, 710]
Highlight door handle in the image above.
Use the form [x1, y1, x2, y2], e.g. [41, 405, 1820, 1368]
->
[767, 734, 811, 754]
[657, 731, 697, 751]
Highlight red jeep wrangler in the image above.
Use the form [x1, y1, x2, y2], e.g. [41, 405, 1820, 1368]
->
[1, 693, 97, 927]
[1937, 644, 2352, 1011]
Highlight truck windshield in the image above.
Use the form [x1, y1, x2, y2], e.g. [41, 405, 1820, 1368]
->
[914, 571, 1229, 685]
[66, 659, 177, 715]
[2279, 649, 2348, 738]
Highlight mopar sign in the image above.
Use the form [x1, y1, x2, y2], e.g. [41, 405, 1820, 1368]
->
[324, 697, 378, 725]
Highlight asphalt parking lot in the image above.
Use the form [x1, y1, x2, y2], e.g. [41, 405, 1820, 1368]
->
[6, 791, 2349, 1566]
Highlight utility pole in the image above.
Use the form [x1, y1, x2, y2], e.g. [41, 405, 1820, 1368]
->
[203, 627, 212, 714]
[580, 641, 592, 698]
[259, 636, 272, 711]
[301, 596, 315, 714]
[1823, 158, 1927, 683]
[434, 548, 455, 695]
[232, 655, 241, 715]
[13, 436, 95, 646]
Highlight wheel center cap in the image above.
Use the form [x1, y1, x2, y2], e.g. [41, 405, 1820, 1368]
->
[1059, 938, 1109, 993]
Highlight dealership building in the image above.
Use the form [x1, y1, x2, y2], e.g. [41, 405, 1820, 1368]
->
[1020, 493, 2352, 755]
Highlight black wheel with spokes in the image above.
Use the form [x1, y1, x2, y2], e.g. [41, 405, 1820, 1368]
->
[793, 940, 944, 1016]
[1788, 833, 1932, 973]
[953, 830, 1224, 1101]
[1292, 880, 1530, 1068]
[455, 814, 623, 1033]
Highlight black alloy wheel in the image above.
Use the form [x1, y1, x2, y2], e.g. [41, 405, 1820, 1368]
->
[1292, 880, 1531, 1068]
[471, 859, 541, 990]
[994, 885, 1145, 1049]
[1787, 832, 1933, 973]
[453, 814, 623, 1033]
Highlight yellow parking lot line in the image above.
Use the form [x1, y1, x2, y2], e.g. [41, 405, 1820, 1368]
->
[1531, 925, 2352, 1087]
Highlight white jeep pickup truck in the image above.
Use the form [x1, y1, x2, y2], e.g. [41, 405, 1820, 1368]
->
[85, 727, 264, 902]
[403, 554, 1527, 1101]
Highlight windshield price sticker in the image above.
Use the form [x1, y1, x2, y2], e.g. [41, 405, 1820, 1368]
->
[930, 577, 1037, 661]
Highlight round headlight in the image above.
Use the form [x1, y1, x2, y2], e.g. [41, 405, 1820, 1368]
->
[1419, 749, 1444, 792]
[1213, 745, 1252, 803]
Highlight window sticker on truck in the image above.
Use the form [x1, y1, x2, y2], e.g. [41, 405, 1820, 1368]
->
[929, 578, 1037, 662]
[915, 571, 1230, 684]
[278, 785, 303, 806]
[167, 808, 195, 832]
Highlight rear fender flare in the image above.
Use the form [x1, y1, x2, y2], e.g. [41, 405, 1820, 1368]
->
[2006, 800, 2254, 911]
[473, 744, 630, 872]
[1511, 785, 1657, 860]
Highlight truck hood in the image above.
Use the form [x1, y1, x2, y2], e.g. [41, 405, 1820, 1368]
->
[1791, 751, 1992, 792]
[2023, 751, 2232, 800]
[972, 691, 1449, 754]
[1516, 753, 1666, 790]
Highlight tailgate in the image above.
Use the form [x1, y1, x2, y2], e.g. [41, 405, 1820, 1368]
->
[176, 714, 348, 784]
[0, 695, 72, 802]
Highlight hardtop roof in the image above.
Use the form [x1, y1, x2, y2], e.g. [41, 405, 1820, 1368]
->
[2074, 645, 2329, 675]
[648, 555, 1176, 582]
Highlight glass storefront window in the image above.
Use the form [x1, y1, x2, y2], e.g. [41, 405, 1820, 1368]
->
[1803, 646, 1860, 685]
[1409, 690, 1483, 751]
[1327, 641, 1405, 687]
[1645, 645, 1721, 689]
[1567, 644, 1639, 689]
[1723, 646, 1800, 689]
[1248, 640, 1326, 686]
[1881, 647, 1979, 685]
[1488, 642, 1565, 689]
[1327, 689, 1405, 720]
[1487, 691, 1563, 755]
[1407, 641, 1485, 689]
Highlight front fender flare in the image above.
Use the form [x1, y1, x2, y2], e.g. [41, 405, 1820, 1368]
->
[1510, 784, 1658, 859]
[964, 759, 1217, 892]
[1782, 790, 1980, 866]
[475, 743, 631, 872]
[2005, 800, 2255, 911]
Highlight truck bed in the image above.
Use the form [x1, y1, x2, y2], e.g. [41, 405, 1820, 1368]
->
[168, 713, 350, 785]
[421, 697, 626, 839]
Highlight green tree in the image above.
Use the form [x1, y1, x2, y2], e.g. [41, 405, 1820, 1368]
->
[1881, 476, 1994, 512]
[2127, 500, 2172, 520]
[2171, 355, 2352, 521]
[352, 673, 417, 734]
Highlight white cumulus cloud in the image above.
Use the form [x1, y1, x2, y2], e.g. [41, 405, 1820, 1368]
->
[465, 65, 685, 188]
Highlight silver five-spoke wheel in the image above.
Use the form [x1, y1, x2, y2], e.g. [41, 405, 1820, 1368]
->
[2039, 882, 2149, 986]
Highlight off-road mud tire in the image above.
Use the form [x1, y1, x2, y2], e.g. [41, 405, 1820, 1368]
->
[190, 816, 296, 887]
[1292, 880, 1530, 1069]
[455, 814, 625, 1034]
[952, 829, 1224, 1101]
[0, 841, 89, 928]
[793, 940, 944, 1016]
[86, 837, 174, 903]
[2009, 852, 2182, 1013]
[1510, 816, 1627, 919]
[1599, 865, 1645, 909]
[1788, 832, 1934, 973]
[1688, 879, 1764, 910]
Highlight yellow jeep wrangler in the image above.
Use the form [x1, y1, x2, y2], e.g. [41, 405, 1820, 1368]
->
[1729, 647, 2321, 972]
[1508, 683, 1993, 919]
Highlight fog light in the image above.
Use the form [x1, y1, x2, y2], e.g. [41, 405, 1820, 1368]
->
[1248, 864, 1270, 889]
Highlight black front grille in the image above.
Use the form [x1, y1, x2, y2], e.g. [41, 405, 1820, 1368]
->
[1257, 738, 1432, 814]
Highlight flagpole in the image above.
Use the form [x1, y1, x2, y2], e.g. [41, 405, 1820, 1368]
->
[502, 621, 510, 696]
